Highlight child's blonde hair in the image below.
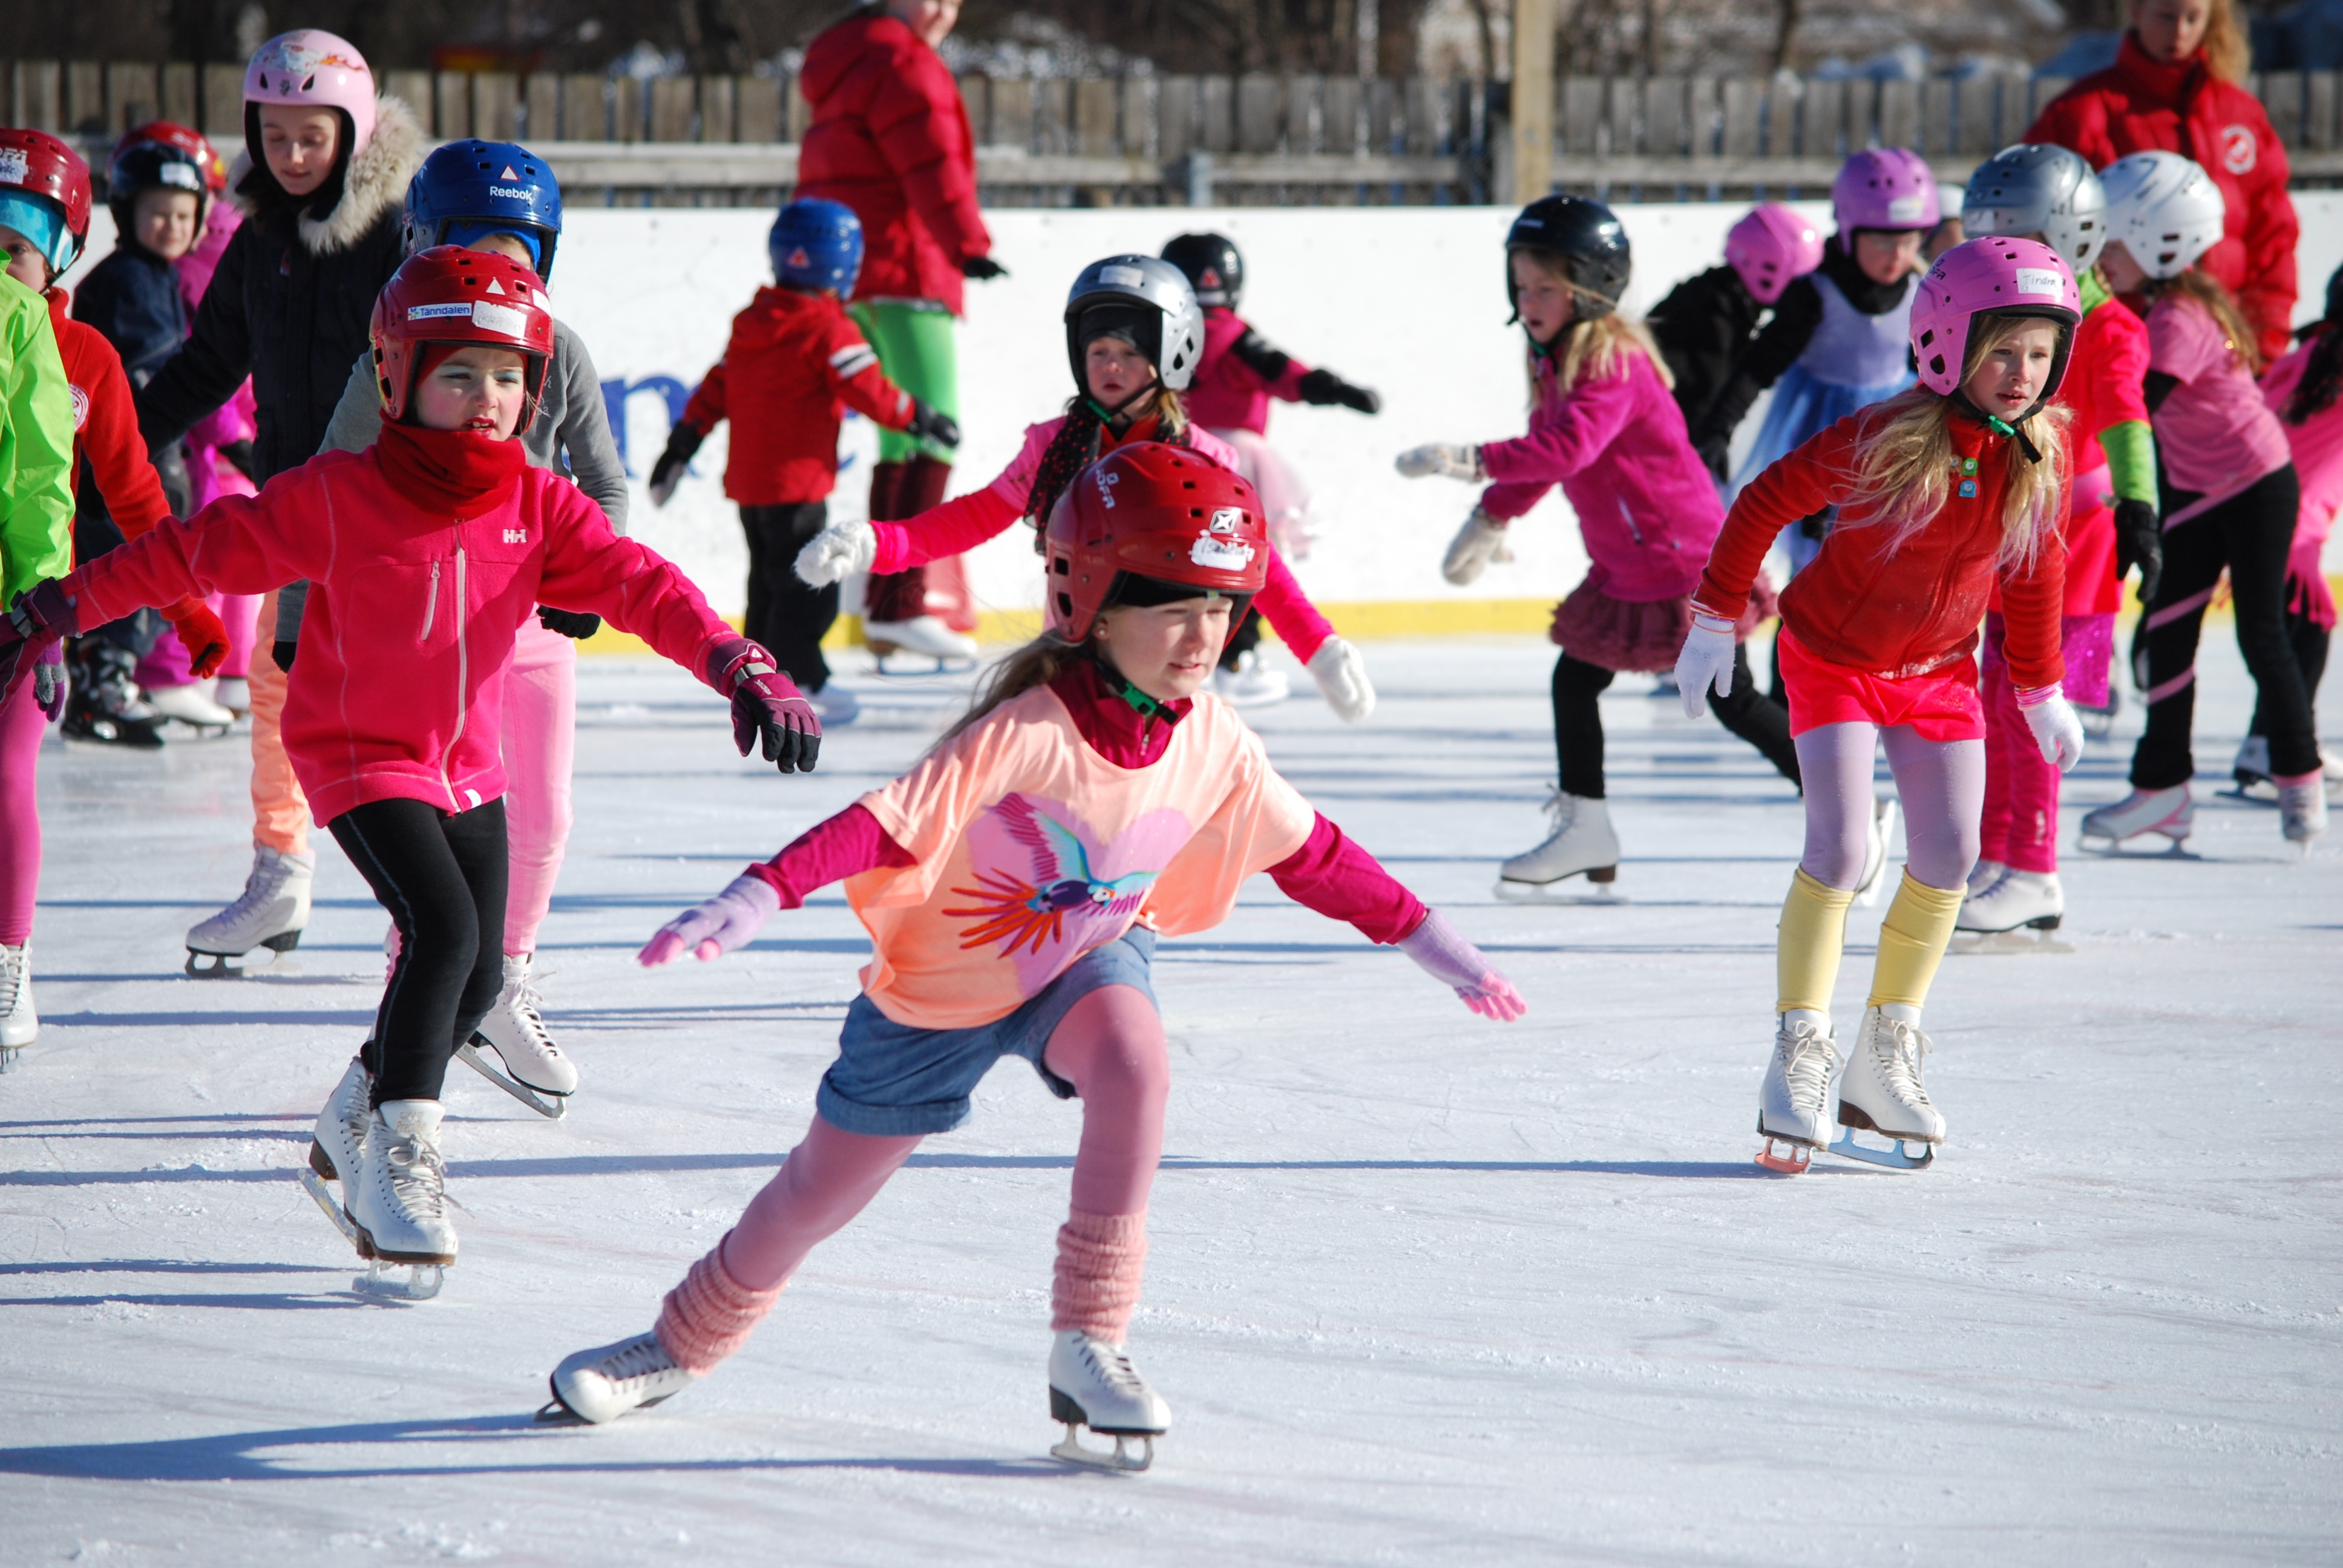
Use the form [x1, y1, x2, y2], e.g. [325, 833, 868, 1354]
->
[1840, 313, 2071, 570]
[1513, 249, 1673, 397]
[2157, 267, 2263, 375]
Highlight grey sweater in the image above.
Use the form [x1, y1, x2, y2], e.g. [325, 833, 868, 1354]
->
[277, 317, 629, 638]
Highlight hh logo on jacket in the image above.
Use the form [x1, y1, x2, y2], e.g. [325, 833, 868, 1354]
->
[503, 528, 527, 543]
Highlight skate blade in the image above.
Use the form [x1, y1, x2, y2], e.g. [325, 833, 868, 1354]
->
[1754, 1132, 1815, 1174]
[1950, 927, 2075, 956]
[297, 1168, 361, 1244]
[535, 1396, 590, 1426]
[457, 1040, 569, 1120]
[1493, 872, 1623, 904]
[871, 653, 977, 678]
[1051, 1423, 1155, 1473]
[1826, 1126, 1936, 1171]
[353, 1260, 445, 1301]
[185, 930, 303, 979]
[2076, 830, 2193, 857]
[0, 1043, 21, 1074]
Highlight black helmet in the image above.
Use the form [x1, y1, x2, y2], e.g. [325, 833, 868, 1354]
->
[1161, 232, 1244, 309]
[1506, 195, 1631, 323]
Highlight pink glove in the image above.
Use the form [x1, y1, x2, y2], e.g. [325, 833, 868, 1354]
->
[2288, 534, 2336, 626]
[2015, 684, 2086, 772]
[640, 874, 782, 965]
[1397, 908, 1526, 1021]
[706, 637, 821, 774]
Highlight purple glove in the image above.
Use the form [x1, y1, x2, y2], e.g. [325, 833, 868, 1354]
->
[1397, 908, 1527, 1021]
[706, 636, 821, 774]
[640, 874, 782, 966]
[31, 641, 65, 720]
[1, 579, 80, 709]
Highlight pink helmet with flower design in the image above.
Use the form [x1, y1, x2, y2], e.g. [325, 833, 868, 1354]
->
[244, 30, 377, 158]
[1909, 236, 2080, 405]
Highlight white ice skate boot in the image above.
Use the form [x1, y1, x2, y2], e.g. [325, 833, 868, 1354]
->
[2231, 735, 2273, 796]
[863, 614, 977, 671]
[459, 953, 575, 1118]
[0, 942, 35, 1067]
[543, 1330, 699, 1424]
[1853, 797, 1898, 906]
[1049, 1329, 1170, 1472]
[1755, 1012, 1841, 1174]
[344, 1100, 456, 1295]
[1496, 791, 1619, 899]
[1832, 1007, 1943, 1169]
[1214, 648, 1290, 708]
[144, 680, 235, 733]
[186, 844, 313, 976]
[298, 1054, 375, 1244]
[2278, 776, 2329, 847]
[1965, 858, 2005, 897]
[212, 675, 251, 717]
[1958, 869, 2063, 933]
[2078, 785, 2192, 852]
[808, 681, 859, 726]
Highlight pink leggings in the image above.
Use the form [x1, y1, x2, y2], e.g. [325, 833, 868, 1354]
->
[0, 677, 47, 946]
[498, 617, 577, 955]
[1978, 644, 2058, 875]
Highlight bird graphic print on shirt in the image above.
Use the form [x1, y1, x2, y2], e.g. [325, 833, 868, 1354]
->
[944, 792, 1193, 989]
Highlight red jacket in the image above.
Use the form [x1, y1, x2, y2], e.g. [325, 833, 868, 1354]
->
[68, 450, 734, 824]
[796, 10, 990, 315]
[1695, 408, 2068, 690]
[2025, 31, 2298, 362]
[680, 286, 917, 506]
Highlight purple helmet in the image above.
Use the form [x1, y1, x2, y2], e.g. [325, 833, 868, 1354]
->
[1725, 204, 1824, 305]
[1909, 237, 2081, 403]
[244, 30, 377, 158]
[1833, 148, 1939, 234]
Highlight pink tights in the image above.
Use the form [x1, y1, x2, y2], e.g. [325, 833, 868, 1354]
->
[498, 617, 577, 955]
[657, 984, 1169, 1373]
[1979, 630, 2059, 875]
[0, 678, 47, 946]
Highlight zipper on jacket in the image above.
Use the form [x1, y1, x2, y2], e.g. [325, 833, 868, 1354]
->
[419, 560, 441, 641]
[1617, 497, 1643, 544]
[441, 544, 470, 811]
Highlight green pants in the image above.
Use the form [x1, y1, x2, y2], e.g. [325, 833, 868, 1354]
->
[849, 300, 958, 463]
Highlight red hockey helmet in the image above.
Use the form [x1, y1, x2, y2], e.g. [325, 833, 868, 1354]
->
[369, 245, 555, 424]
[0, 128, 94, 273]
[116, 122, 225, 197]
[1043, 442, 1270, 650]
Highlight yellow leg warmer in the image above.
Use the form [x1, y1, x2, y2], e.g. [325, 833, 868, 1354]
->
[1776, 869, 1856, 1016]
[1867, 871, 1967, 1011]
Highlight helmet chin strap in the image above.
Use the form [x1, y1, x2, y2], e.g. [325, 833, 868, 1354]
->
[1085, 374, 1161, 424]
[1950, 391, 2044, 463]
[1089, 647, 1168, 717]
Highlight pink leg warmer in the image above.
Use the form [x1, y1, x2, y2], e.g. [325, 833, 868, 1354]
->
[1981, 628, 2060, 874]
[654, 1240, 784, 1374]
[1052, 1208, 1149, 1342]
[1977, 626, 2014, 867]
[498, 619, 578, 955]
[217, 593, 261, 681]
[723, 1114, 923, 1293]
[1041, 984, 1170, 1216]
[0, 678, 47, 945]
[247, 592, 310, 857]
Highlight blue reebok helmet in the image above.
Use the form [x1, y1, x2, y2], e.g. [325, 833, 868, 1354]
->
[404, 140, 563, 282]
[769, 198, 864, 296]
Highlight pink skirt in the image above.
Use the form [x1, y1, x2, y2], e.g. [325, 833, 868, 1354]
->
[1549, 575, 1777, 673]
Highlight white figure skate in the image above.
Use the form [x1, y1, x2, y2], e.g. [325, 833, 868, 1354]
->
[808, 681, 859, 726]
[459, 953, 574, 1119]
[1755, 1014, 1841, 1174]
[1831, 1007, 1943, 1169]
[1214, 649, 1290, 708]
[1496, 791, 1620, 900]
[2078, 785, 2193, 852]
[2279, 776, 2329, 847]
[1049, 1330, 1170, 1472]
[542, 1330, 699, 1424]
[864, 615, 977, 675]
[0, 942, 34, 1070]
[212, 675, 251, 717]
[1953, 869, 2071, 953]
[186, 844, 313, 976]
[2230, 735, 2275, 797]
[145, 680, 235, 735]
[336, 1100, 456, 1299]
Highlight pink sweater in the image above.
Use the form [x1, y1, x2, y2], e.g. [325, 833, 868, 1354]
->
[1184, 309, 1311, 435]
[868, 414, 1337, 662]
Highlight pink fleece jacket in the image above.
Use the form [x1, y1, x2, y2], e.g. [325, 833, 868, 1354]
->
[867, 414, 1337, 662]
[69, 450, 736, 823]
[1183, 309, 1311, 435]
[2261, 338, 2341, 628]
[1478, 347, 1727, 603]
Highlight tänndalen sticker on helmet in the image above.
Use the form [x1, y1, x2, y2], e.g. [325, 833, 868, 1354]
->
[471, 299, 529, 336]
[406, 302, 471, 321]
[1191, 532, 1256, 570]
[1887, 194, 1928, 223]
[2015, 267, 2064, 297]
[1100, 265, 1145, 287]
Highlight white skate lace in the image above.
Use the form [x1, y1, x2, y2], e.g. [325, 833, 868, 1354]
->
[384, 1131, 448, 1220]
[1533, 788, 1575, 844]
[508, 972, 565, 1060]
[1080, 1338, 1150, 1400]
[212, 860, 292, 928]
[0, 949, 23, 1017]
[595, 1334, 679, 1387]
[1870, 1020, 1935, 1109]
[1777, 1022, 1840, 1114]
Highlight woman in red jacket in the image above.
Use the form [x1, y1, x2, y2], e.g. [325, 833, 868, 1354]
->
[1676, 238, 2086, 1177]
[2025, 0, 2298, 363]
[0, 247, 820, 1294]
[796, 0, 1003, 661]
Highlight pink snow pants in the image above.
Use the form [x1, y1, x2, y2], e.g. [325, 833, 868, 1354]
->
[496, 615, 577, 956]
[1979, 634, 2059, 876]
[0, 675, 48, 946]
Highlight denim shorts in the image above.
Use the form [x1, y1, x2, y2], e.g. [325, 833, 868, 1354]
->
[816, 928, 1157, 1137]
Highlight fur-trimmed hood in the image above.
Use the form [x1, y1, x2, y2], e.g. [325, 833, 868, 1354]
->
[226, 96, 423, 258]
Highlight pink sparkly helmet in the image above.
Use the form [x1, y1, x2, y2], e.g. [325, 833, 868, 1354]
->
[1909, 235, 2080, 402]
[244, 30, 377, 158]
[1833, 147, 1940, 234]
[1725, 204, 1824, 304]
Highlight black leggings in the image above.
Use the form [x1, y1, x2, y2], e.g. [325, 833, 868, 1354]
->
[741, 501, 839, 694]
[329, 797, 509, 1105]
[2129, 465, 2315, 788]
[1552, 645, 1801, 799]
[2247, 601, 2330, 742]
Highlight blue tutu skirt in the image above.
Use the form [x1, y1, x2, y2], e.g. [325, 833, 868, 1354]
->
[1728, 361, 1915, 575]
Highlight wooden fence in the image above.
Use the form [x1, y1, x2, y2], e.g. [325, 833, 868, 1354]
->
[7, 58, 2339, 205]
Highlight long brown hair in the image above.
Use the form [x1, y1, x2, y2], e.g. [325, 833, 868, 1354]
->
[2155, 267, 2264, 376]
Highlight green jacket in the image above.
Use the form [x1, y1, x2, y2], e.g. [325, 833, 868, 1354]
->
[1, 271, 75, 607]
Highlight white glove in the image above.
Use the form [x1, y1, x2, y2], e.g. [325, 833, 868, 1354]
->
[1441, 508, 1515, 586]
[1674, 613, 1737, 719]
[794, 517, 877, 587]
[2019, 687, 2086, 771]
[1306, 635, 1376, 724]
[1395, 442, 1485, 482]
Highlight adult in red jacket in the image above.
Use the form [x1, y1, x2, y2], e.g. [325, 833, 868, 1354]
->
[2025, 0, 2298, 362]
[796, 0, 1000, 659]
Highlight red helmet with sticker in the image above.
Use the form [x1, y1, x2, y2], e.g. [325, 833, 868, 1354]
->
[1042, 442, 1270, 650]
[368, 245, 555, 423]
[116, 122, 224, 198]
[0, 128, 94, 273]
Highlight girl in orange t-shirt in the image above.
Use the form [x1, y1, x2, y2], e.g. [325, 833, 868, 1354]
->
[544, 443, 1523, 1469]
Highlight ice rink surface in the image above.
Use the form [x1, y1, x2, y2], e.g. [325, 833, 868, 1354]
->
[1, 635, 2336, 1566]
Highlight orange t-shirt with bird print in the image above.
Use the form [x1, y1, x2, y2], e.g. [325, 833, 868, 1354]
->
[845, 684, 1317, 1030]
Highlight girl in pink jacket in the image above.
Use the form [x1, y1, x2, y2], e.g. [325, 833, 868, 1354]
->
[794, 255, 1378, 722]
[543, 442, 1520, 1471]
[0, 248, 821, 1295]
[1395, 197, 1800, 900]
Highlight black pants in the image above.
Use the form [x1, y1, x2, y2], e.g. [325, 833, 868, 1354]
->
[2247, 601, 2330, 741]
[1553, 645, 1801, 799]
[741, 501, 838, 693]
[2129, 465, 2316, 788]
[1219, 606, 1265, 672]
[329, 797, 509, 1105]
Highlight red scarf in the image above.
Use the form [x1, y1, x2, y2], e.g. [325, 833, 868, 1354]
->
[375, 422, 528, 520]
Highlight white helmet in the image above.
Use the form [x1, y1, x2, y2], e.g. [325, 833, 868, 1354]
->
[1063, 255, 1205, 393]
[2099, 150, 2226, 280]
[1962, 143, 2108, 275]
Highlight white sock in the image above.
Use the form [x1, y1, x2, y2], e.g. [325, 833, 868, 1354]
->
[1781, 1007, 1830, 1036]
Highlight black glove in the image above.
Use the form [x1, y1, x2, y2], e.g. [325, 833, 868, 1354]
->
[2113, 498, 2164, 605]
[217, 439, 255, 480]
[1695, 434, 1731, 485]
[905, 399, 962, 450]
[1296, 368, 1381, 414]
[272, 639, 296, 673]
[537, 607, 603, 639]
[958, 254, 1006, 280]
[647, 423, 704, 509]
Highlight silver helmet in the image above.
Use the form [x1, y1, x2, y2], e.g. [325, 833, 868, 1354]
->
[2099, 150, 2226, 281]
[1063, 255, 1205, 393]
[1962, 143, 2109, 275]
